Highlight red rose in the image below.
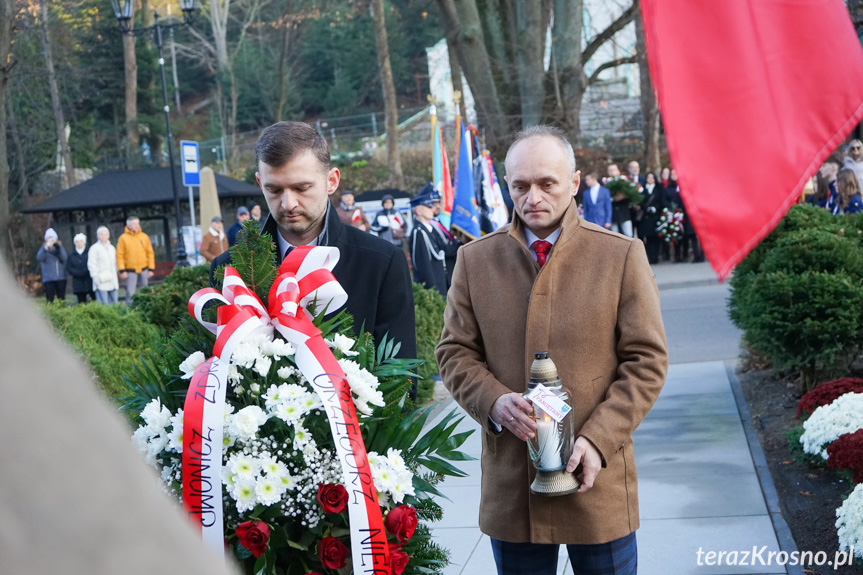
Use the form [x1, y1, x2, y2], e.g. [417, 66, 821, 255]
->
[318, 536, 349, 569]
[235, 520, 271, 558]
[388, 541, 410, 575]
[385, 505, 418, 542]
[317, 483, 349, 514]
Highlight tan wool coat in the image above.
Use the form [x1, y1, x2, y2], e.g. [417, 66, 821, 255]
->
[435, 201, 668, 545]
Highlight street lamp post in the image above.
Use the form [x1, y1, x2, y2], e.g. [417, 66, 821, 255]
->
[111, 0, 195, 267]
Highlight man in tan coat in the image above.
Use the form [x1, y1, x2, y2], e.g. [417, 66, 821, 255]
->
[436, 126, 668, 574]
[200, 216, 228, 262]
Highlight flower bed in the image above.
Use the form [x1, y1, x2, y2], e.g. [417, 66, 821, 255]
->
[797, 377, 863, 418]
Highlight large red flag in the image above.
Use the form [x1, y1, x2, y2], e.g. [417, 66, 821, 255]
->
[640, 0, 863, 279]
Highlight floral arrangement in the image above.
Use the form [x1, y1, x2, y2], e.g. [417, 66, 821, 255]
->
[827, 428, 863, 483]
[656, 208, 684, 244]
[604, 175, 643, 206]
[836, 483, 863, 559]
[123, 225, 472, 575]
[800, 392, 863, 459]
[796, 377, 863, 418]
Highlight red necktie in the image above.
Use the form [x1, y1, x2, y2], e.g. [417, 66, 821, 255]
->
[532, 240, 552, 268]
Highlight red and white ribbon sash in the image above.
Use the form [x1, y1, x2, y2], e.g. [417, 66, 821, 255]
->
[184, 246, 391, 573]
[182, 357, 230, 556]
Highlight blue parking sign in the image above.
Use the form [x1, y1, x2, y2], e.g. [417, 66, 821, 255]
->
[181, 140, 200, 186]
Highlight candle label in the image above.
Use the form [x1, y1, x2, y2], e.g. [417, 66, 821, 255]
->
[526, 384, 572, 423]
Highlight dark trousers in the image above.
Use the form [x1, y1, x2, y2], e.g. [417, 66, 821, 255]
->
[75, 291, 96, 304]
[491, 532, 637, 575]
[44, 279, 67, 303]
[644, 237, 662, 265]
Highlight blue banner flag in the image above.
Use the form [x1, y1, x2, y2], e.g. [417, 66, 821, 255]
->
[450, 129, 481, 239]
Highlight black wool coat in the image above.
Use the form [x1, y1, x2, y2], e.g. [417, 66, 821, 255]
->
[211, 206, 417, 362]
[66, 249, 93, 294]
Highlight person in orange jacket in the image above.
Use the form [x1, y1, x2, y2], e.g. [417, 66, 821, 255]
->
[116, 216, 155, 304]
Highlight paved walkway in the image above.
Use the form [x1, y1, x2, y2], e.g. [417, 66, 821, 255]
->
[428, 361, 788, 575]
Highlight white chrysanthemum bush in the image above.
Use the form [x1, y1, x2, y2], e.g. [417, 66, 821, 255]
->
[837, 483, 863, 559]
[800, 392, 863, 459]
[123, 226, 473, 575]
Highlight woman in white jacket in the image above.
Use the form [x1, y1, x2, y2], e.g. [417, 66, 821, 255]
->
[87, 226, 119, 305]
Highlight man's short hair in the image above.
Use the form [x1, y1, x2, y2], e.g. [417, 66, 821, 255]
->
[505, 125, 576, 176]
[256, 121, 331, 173]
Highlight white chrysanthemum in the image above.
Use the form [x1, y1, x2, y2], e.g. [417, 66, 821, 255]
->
[145, 433, 169, 465]
[386, 447, 406, 470]
[259, 456, 280, 476]
[301, 393, 323, 413]
[233, 478, 258, 513]
[141, 399, 171, 429]
[338, 359, 384, 415]
[250, 382, 261, 394]
[293, 420, 312, 448]
[166, 410, 184, 452]
[376, 489, 390, 508]
[328, 333, 359, 356]
[131, 426, 151, 456]
[836, 483, 863, 558]
[280, 383, 306, 399]
[389, 472, 415, 504]
[274, 400, 303, 424]
[263, 384, 283, 408]
[262, 338, 295, 359]
[280, 472, 296, 490]
[229, 453, 260, 479]
[254, 356, 272, 377]
[230, 406, 269, 440]
[222, 466, 238, 492]
[801, 393, 863, 459]
[277, 365, 298, 380]
[255, 475, 285, 506]
[231, 341, 260, 369]
[179, 351, 207, 380]
[228, 364, 244, 385]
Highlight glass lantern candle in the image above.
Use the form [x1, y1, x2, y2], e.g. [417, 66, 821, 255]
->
[525, 351, 579, 496]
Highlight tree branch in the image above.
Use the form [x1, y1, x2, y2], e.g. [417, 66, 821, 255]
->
[581, 5, 634, 64]
[586, 55, 638, 85]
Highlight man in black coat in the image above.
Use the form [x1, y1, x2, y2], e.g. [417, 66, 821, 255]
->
[409, 189, 448, 297]
[210, 122, 417, 369]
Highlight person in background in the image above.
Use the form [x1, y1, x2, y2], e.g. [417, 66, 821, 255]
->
[832, 168, 863, 215]
[659, 167, 672, 189]
[200, 216, 228, 262]
[88, 226, 119, 305]
[818, 155, 842, 211]
[37, 228, 68, 303]
[370, 193, 408, 248]
[409, 189, 447, 296]
[639, 172, 665, 265]
[627, 160, 646, 186]
[227, 206, 251, 246]
[582, 172, 612, 229]
[605, 163, 634, 238]
[116, 216, 155, 304]
[844, 139, 863, 189]
[249, 202, 263, 222]
[426, 185, 461, 289]
[335, 190, 370, 231]
[66, 233, 95, 304]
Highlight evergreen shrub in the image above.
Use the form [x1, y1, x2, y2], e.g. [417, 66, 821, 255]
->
[413, 283, 446, 405]
[132, 265, 210, 332]
[40, 301, 161, 401]
[729, 206, 863, 390]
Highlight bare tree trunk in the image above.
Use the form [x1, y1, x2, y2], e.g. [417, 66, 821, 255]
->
[39, 0, 75, 188]
[633, 0, 660, 172]
[514, 0, 545, 127]
[228, 65, 240, 169]
[7, 96, 27, 199]
[445, 37, 467, 123]
[123, 31, 139, 156]
[0, 0, 14, 261]
[552, 0, 584, 143]
[434, 0, 507, 154]
[275, 19, 291, 122]
[371, 0, 404, 189]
